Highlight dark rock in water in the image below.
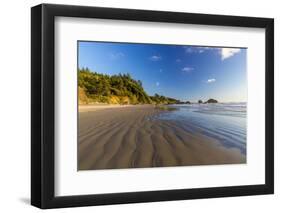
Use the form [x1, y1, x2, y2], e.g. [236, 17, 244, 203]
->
[185, 101, 191, 104]
[198, 100, 203, 104]
[175, 101, 185, 104]
[206, 98, 218, 103]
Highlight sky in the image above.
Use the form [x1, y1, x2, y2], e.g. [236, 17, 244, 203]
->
[78, 41, 247, 102]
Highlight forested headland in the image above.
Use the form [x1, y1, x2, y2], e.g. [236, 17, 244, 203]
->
[78, 68, 181, 105]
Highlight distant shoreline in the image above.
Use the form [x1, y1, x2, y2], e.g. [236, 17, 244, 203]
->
[79, 104, 146, 113]
[78, 102, 247, 113]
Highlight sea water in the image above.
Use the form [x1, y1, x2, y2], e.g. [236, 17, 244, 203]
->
[156, 103, 247, 155]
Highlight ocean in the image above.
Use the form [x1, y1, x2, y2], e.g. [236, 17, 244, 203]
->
[156, 103, 247, 155]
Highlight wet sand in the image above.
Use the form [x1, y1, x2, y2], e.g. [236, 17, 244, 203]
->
[79, 104, 134, 112]
[78, 105, 246, 170]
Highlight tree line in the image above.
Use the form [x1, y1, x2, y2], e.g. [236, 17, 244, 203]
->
[78, 68, 181, 105]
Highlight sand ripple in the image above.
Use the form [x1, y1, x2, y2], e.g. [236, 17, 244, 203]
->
[78, 105, 246, 170]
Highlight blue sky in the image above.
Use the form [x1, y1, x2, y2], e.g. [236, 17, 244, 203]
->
[78, 41, 247, 102]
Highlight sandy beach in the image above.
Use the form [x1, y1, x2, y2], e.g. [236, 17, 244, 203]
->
[79, 104, 135, 112]
[78, 105, 245, 170]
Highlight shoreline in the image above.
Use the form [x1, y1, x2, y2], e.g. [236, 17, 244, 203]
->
[78, 105, 246, 170]
[79, 104, 136, 112]
[78, 102, 228, 113]
[79, 102, 246, 111]
[78, 103, 173, 113]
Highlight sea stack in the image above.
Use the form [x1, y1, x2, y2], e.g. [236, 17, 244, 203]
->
[206, 98, 218, 103]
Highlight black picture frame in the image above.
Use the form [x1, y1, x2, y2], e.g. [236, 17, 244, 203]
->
[31, 3, 274, 209]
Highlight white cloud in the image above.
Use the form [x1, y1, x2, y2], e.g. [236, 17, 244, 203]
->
[183, 46, 211, 54]
[150, 55, 161, 61]
[206, 78, 216, 83]
[220, 48, 241, 60]
[110, 52, 125, 59]
[183, 46, 242, 60]
[182, 67, 194, 73]
[183, 47, 194, 53]
[156, 82, 160, 86]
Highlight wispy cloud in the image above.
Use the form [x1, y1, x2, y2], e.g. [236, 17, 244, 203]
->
[159, 69, 163, 73]
[183, 46, 242, 60]
[156, 82, 160, 86]
[176, 59, 181, 63]
[110, 52, 125, 59]
[150, 55, 162, 61]
[182, 67, 194, 73]
[183, 46, 211, 54]
[220, 48, 241, 60]
[206, 78, 216, 83]
[183, 46, 194, 53]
